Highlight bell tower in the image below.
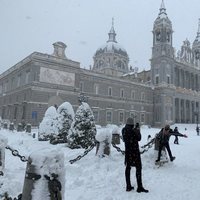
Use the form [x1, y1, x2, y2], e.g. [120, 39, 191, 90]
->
[151, 0, 176, 127]
[151, 0, 174, 85]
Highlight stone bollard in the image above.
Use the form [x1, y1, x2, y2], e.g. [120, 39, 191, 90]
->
[3, 123, 8, 129]
[26, 124, 31, 133]
[17, 123, 23, 132]
[9, 123, 14, 131]
[0, 135, 8, 174]
[22, 148, 65, 200]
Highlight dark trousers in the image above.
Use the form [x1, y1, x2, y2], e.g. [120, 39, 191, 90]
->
[157, 142, 173, 161]
[125, 165, 143, 188]
[174, 136, 179, 144]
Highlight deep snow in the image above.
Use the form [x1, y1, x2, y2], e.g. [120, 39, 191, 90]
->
[0, 123, 200, 200]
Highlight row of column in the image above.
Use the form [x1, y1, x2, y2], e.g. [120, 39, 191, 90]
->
[174, 67, 200, 91]
[175, 98, 199, 123]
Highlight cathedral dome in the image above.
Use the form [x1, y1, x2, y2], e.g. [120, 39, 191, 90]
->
[93, 19, 129, 76]
[95, 41, 128, 57]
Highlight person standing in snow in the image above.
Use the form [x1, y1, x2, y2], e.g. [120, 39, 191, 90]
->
[155, 124, 187, 163]
[196, 126, 199, 136]
[122, 118, 149, 193]
[173, 127, 179, 144]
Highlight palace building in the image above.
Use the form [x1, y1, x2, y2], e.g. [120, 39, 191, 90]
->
[0, 0, 200, 127]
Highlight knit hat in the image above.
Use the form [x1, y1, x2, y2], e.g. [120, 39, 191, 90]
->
[126, 117, 134, 125]
[165, 124, 170, 130]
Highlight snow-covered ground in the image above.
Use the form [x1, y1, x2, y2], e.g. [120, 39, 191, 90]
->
[1, 123, 200, 200]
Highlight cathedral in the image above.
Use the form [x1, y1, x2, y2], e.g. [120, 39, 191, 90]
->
[0, 0, 200, 127]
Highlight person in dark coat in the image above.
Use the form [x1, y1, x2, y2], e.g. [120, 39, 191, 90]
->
[155, 124, 187, 163]
[173, 127, 179, 144]
[122, 118, 148, 193]
[196, 126, 199, 136]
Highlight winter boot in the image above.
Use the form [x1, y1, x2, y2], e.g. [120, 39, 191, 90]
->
[126, 186, 134, 192]
[136, 169, 149, 193]
[125, 166, 133, 191]
[137, 187, 149, 193]
[170, 156, 176, 162]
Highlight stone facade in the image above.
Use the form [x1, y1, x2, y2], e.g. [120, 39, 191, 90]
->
[151, 1, 200, 126]
[0, 1, 200, 127]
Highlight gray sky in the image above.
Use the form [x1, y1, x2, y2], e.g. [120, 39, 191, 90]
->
[0, 0, 199, 74]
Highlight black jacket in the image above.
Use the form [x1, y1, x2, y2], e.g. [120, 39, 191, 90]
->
[157, 128, 185, 144]
[122, 124, 142, 167]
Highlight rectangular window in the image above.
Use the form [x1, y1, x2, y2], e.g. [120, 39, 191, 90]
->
[108, 87, 112, 96]
[155, 75, 159, 84]
[130, 112, 136, 119]
[80, 82, 84, 92]
[4, 81, 8, 92]
[25, 70, 30, 84]
[167, 75, 170, 84]
[94, 84, 99, 95]
[141, 92, 145, 100]
[0, 85, 2, 94]
[106, 111, 112, 123]
[119, 112, 124, 123]
[14, 106, 18, 119]
[120, 89, 124, 98]
[93, 110, 99, 122]
[140, 113, 145, 123]
[11, 77, 15, 89]
[17, 74, 21, 87]
[131, 90, 135, 99]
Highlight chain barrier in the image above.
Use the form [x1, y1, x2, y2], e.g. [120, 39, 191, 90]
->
[0, 192, 22, 200]
[112, 137, 155, 155]
[140, 138, 155, 154]
[0, 146, 27, 199]
[69, 144, 96, 164]
[0, 146, 29, 177]
[112, 144, 125, 155]
[5, 145, 29, 163]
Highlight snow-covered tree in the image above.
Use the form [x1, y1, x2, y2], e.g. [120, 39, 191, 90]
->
[67, 102, 96, 149]
[38, 106, 58, 141]
[56, 102, 74, 140]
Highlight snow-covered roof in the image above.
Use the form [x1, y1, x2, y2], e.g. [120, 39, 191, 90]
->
[94, 20, 128, 58]
[95, 41, 128, 57]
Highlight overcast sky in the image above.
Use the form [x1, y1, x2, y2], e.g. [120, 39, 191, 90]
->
[0, 0, 200, 74]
